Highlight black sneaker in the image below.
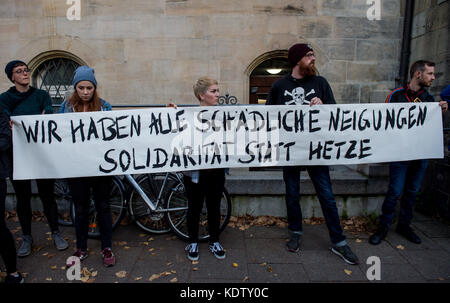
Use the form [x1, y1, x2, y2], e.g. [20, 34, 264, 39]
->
[185, 243, 199, 261]
[331, 244, 359, 265]
[209, 242, 226, 259]
[4, 272, 24, 284]
[396, 224, 421, 244]
[369, 226, 389, 245]
[286, 233, 301, 253]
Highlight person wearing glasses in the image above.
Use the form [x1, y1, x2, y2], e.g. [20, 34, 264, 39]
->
[266, 43, 359, 265]
[0, 60, 68, 258]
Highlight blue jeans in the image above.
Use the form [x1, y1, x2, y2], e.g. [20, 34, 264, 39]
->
[283, 166, 346, 246]
[379, 160, 428, 228]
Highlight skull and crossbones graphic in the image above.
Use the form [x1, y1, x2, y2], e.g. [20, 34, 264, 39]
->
[284, 88, 315, 105]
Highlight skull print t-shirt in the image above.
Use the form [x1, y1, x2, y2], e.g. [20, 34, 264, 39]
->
[266, 74, 336, 106]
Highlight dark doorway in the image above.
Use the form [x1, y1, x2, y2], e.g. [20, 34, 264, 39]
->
[249, 56, 290, 171]
[249, 57, 290, 105]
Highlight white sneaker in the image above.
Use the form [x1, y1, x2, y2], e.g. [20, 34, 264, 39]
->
[209, 242, 226, 259]
[185, 243, 199, 261]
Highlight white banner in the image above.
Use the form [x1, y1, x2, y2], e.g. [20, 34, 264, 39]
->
[11, 103, 443, 180]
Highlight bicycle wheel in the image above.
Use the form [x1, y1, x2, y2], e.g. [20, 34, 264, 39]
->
[71, 176, 126, 239]
[54, 179, 74, 226]
[128, 173, 180, 234]
[165, 185, 232, 242]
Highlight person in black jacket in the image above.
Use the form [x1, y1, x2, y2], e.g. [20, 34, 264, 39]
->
[0, 108, 24, 283]
[266, 43, 359, 265]
[0, 60, 68, 258]
[369, 60, 448, 245]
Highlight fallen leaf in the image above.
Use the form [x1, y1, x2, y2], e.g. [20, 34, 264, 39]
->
[192, 261, 199, 265]
[45, 277, 52, 281]
[81, 267, 91, 276]
[115, 271, 127, 278]
[47, 253, 56, 259]
[134, 277, 143, 281]
[438, 277, 444, 281]
[355, 239, 362, 243]
[42, 252, 49, 256]
[148, 248, 155, 252]
[166, 262, 173, 266]
[46, 237, 52, 241]
[232, 263, 238, 268]
[171, 270, 176, 274]
[261, 262, 267, 267]
[149, 273, 161, 281]
[170, 277, 178, 283]
[80, 276, 90, 283]
[193, 267, 198, 271]
[148, 237, 154, 241]
[46, 232, 51, 235]
[50, 265, 57, 270]
[243, 276, 249, 282]
[139, 234, 146, 237]
[118, 241, 127, 246]
[87, 278, 95, 283]
[142, 242, 149, 246]
[151, 253, 157, 256]
[91, 271, 98, 277]
[267, 265, 273, 273]
[124, 246, 130, 250]
[397, 245, 405, 250]
[344, 269, 352, 275]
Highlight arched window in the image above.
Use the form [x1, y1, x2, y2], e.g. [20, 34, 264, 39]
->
[248, 51, 290, 105]
[29, 51, 86, 105]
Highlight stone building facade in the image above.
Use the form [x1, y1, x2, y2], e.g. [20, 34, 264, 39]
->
[410, 0, 449, 98]
[0, 0, 405, 106]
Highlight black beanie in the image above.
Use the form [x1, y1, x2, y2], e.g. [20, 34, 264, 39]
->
[288, 43, 313, 67]
[5, 60, 27, 82]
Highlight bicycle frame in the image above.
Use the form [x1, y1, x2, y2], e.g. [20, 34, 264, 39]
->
[124, 172, 186, 213]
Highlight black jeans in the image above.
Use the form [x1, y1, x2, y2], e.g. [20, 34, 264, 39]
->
[68, 177, 112, 250]
[0, 179, 17, 274]
[11, 179, 59, 236]
[184, 169, 225, 243]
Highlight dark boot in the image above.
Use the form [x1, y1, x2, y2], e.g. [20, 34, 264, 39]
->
[369, 225, 388, 245]
[396, 224, 421, 244]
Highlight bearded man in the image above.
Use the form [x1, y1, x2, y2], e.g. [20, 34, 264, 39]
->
[369, 60, 448, 245]
[266, 43, 359, 265]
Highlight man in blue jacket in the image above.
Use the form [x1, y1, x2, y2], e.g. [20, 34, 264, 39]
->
[369, 60, 448, 245]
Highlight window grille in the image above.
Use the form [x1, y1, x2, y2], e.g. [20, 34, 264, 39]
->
[32, 58, 80, 104]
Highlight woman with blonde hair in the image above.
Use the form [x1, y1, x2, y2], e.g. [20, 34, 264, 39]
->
[182, 77, 227, 261]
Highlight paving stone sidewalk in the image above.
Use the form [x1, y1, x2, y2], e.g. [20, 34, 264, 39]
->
[1, 212, 449, 284]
